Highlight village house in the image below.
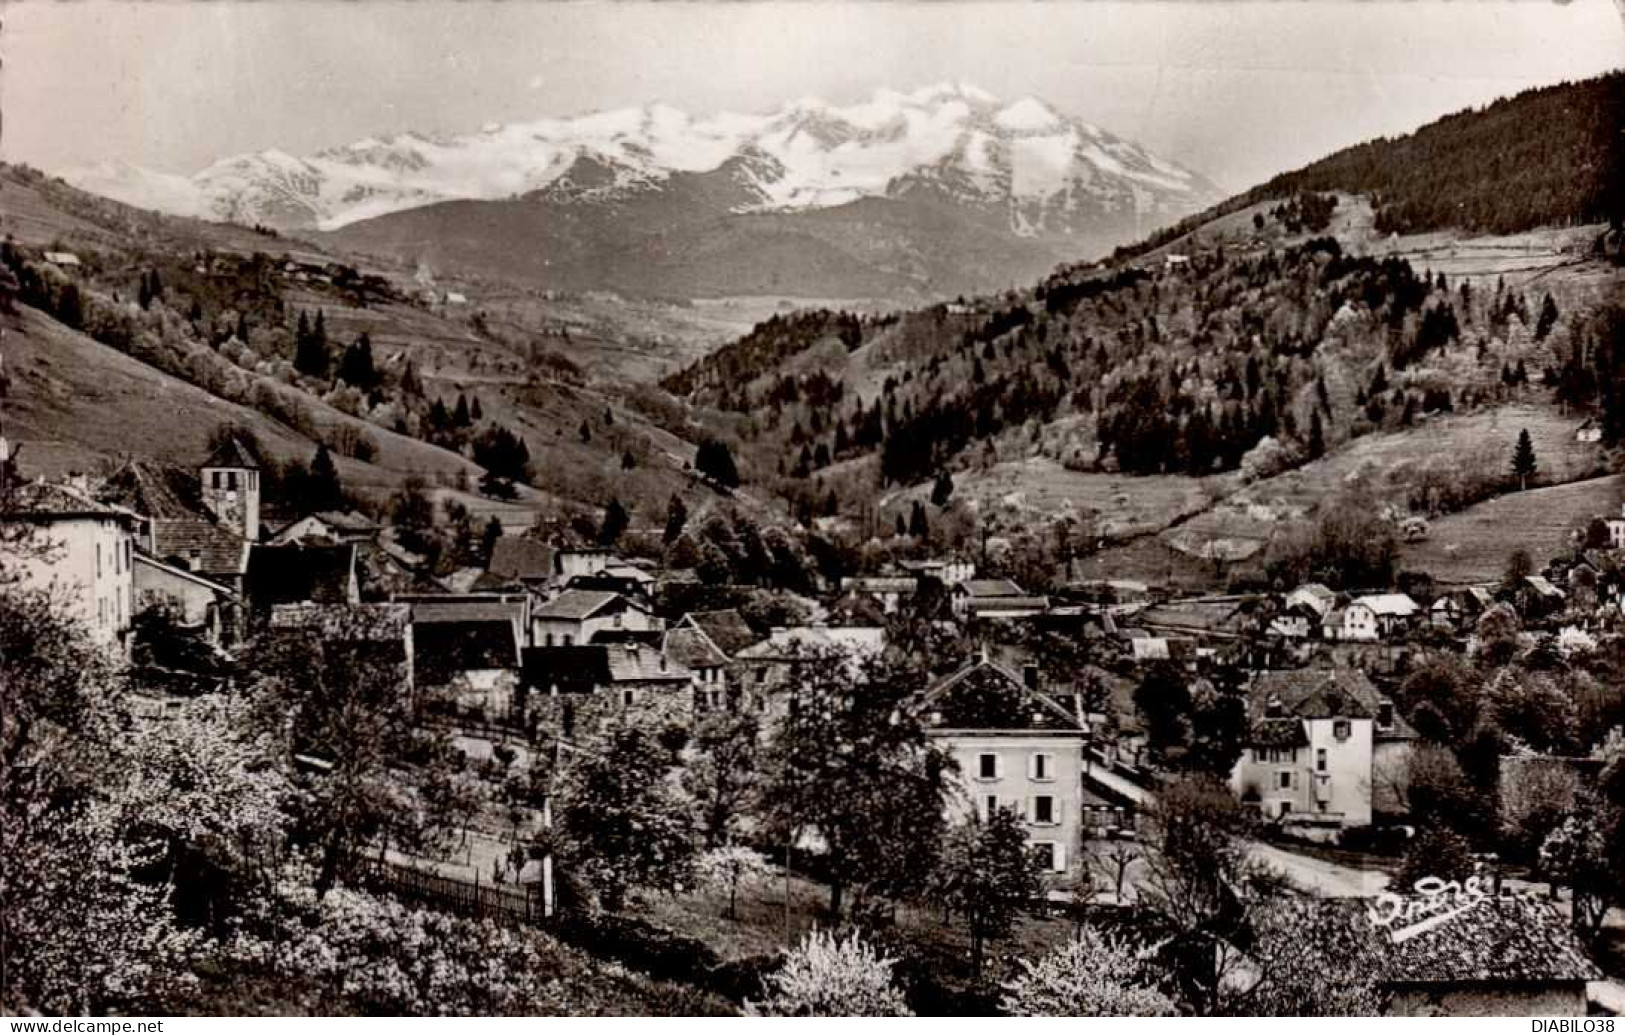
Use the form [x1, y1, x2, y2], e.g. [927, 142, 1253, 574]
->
[481, 535, 556, 592]
[245, 543, 361, 612]
[1230, 668, 1415, 836]
[950, 578, 1026, 617]
[1515, 574, 1566, 620]
[915, 656, 1092, 879]
[1430, 586, 1494, 628]
[132, 549, 240, 645]
[530, 588, 662, 647]
[407, 597, 527, 720]
[898, 557, 976, 586]
[839, 575, 918, 615]
[1575, 418, 1603, 444]
[1, 479, 140, 653]
[563, 562, 656, 602]
[271, 509, 381, 546]
[662, 624, 732, 711]
[735, 625, 884, 714]
[520, 643, 694, 740]
[1354, 592, 1421, 638]
[1377, 894, 1602, 1016]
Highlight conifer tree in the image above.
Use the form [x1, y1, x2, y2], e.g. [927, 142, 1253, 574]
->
[1512, 428, 1537, 490]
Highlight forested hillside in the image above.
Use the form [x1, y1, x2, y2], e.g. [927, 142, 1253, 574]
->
[1114, 72, 1625, 264]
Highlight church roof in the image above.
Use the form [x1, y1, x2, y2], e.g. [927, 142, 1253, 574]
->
[95, 461, 208, 521]
[202, 436, 260, 470]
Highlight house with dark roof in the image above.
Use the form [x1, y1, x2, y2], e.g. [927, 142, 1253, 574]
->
[914, 655, 1094, 879]
[245, 543, 360, 611]
[1230, 668, 1415, 835]
[410, 599, 523, 717]
[663, 624, 732, 711]
[531, 588, 661, 647]
[484, 535, 556, 590]
[950, 578, 1027, 617]
[1377, 892, 1602, 1015]
[675, 609, 761, 658]
[520, 643, 694, 740]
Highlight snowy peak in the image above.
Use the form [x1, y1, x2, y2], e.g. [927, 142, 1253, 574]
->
[59, 85, 1220, 233]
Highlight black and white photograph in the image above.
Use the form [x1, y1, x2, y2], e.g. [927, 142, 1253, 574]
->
[2, 0, 1624, 1020]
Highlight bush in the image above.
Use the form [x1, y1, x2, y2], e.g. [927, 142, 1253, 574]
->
[1000, 925, 1174, 1017]
[748, 929, 912, 1017]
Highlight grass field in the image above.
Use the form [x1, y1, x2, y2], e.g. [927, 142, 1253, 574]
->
[1401, 473, 1625, 584]
[900, 457, 1228, 540]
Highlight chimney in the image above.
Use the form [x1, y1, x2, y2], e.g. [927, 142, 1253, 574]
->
[1023, 664, 1040, 691]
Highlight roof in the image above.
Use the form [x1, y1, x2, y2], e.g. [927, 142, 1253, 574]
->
[663, 626, 729, 670]
[964, 595, 1050, 614]
[7, 480, 139, 523]
[1523, 575, 1565, 599]
[844, 576, 919, 593]
[245, 544, 357, 606]
[201, 436, 260, 470]
[132, 549, 239, 599]
[269, 602, 411, 639]
[532, 589, 633, 621]
[1355, 593, 1419, 617]
[410, 599, 525, 627]
[96, 461, 209, 521]
[314, 509, 379, 532]
[153, 519, 249, 577]
[956, 579, 1024, 599]
[915, 658, 1085, 732]
[1250, 717, 1311, 747]
[1248, 669, 1391, 725]
[414, 620, 520, 685]
[520, 644, 690, 693]
[1380, 894, 1603, 986]
[679, 609, 760, 656]
[1286, 582, 1338, 617]
[487, 536, 556, 581]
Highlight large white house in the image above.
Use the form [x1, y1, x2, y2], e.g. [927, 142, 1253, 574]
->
[916, 656, 1092, 879]
[2, 480, 140, 653]
[1230, 669, 1415, 836]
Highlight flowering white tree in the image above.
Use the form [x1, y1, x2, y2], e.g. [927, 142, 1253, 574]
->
[749, 929, 913, 1017]
[1000, 925, 1174, 1017]
[0, 586, 205, 1013]
[694, 845, 772, 919]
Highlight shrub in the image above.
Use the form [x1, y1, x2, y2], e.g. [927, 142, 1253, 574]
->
[1000, 925, 1174, 1017]
[748, 929, 912, 1017]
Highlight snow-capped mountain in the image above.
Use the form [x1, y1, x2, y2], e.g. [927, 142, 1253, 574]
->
[64, 84, 1219, 236]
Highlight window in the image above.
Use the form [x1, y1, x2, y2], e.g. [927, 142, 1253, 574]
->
[96, 543, 102, 578]
[1333, 719, 1352, 741]
[1032, 752, 1053, 781]
[211, 471, 222, 489]
[1377, 702, 1394, 730]
[1278, 771, 1293, 790]
[1033, 796, 1055, 825]
[227, 471, 238, 491]
[621, 689, 636, 707]
[985, 795, 998, 821]
[563, 635, 573, 646]
[978, 753, 998, 780]
[1030, 841, 1056, 873]
[545, 634, 554, 646]
[1316, 748, 1328, 773]
[1029, 841, 1066, 873]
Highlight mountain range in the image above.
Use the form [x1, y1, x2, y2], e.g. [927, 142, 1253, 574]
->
[65, 84, 1222, 300]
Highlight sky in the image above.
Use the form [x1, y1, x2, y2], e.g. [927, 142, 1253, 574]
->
[5, 0, 1623, 194]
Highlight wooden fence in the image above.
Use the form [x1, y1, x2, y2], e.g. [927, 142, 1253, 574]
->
[354, 857, 545, 927]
